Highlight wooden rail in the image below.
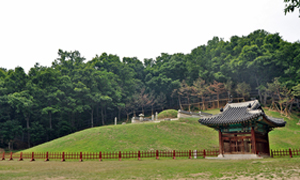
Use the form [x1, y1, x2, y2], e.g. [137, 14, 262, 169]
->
[1, 149, 219, 162]
[2, 148, 298, 162]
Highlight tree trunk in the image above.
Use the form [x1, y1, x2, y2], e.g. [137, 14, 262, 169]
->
[254, 74, 262, 103]
[217, 92, 220, 108]
[178, 96, 183, 110]
[101, 107, 105, 125]
[49, 112, 52, 129]
[151, 106, 154, 115]
[187, 96, 191, 111]
[277, 91, 283, 114]
[289, 101, 293, 112]
[126, 112, 129, 122]
[70, 112, 74, 127]
[227, 91, 230, 101]
[26, 117, 30, 148]
[283, 100, 291, 117]
[118, 108, 121, 122]
[104, 107, 107, 123]
[91, 108, 94, 128]
[201, 95, 206, 110]
[10, 140, 14, 150]
[263, 93, 267, 105]
[96, 104, 99, 125]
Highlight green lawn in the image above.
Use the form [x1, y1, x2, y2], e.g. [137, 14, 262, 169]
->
[203, 108, 221, 115]
[1, 158, 300, 179]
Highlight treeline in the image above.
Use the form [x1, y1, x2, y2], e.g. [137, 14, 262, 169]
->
[0, 29, 300, 150]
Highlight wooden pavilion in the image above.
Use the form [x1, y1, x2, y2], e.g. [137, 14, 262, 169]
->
[198, 100, 286, 157]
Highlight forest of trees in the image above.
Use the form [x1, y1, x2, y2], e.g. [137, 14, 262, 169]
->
[1, 29, 300, 150]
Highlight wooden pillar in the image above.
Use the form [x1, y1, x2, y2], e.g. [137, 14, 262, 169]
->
[251, 127, 257, 154]
[266, 133, 270, 156]
[218, 130, 223, 155]
[241, 138, 245, 153]
[229, 138, 232, 153]
[234, 134, 237, 152]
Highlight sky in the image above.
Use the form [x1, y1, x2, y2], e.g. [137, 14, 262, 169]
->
[0, 0, 299, 73]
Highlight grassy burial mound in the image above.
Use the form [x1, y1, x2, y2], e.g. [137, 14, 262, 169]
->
[23, 117, 219, 152]
[23, 108, 299, 152]
[157, 109, 178, 119]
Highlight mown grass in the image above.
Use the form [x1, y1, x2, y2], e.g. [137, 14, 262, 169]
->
[23, 117, 219, 152]
[157, 109, 178, 119]
[265, 108, 300, 150]
[23, 108, 300, 153]
[203, 108, 221, 115]
[0, 158, 300, 179]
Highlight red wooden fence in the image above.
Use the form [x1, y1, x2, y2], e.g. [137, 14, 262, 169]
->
[271, 148, 300, 158]
[2, 149, 298, 162]
[1, 149, 219, 161]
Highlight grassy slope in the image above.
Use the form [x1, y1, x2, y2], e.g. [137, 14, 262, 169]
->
[23, 108, 299, 152]
[24, 118, 218, 152]
[266, 109, 300, 150]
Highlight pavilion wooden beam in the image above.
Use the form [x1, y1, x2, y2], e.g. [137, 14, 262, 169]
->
[219, 130, 223, 155]
[251, 127, 257, 154]
[266, 134, 270, 156]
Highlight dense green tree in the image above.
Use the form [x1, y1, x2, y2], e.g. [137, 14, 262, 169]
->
[0, 120, 22, 150]
[235, 82, 251, 101]
[1, 30, 300, 149]
[192, 78, 208, 110]
[284, 0, 300, 17]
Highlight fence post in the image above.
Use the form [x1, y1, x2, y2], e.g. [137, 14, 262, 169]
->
[289, 148, 293, 158]
[45, 152, 49, 161]
[173, 150, 176, 160]
[19, 152, 23, 161]
[30, 152, 35, 161]
[203, 149, 206, 158]
[138, 151, 141, 161]
[156, 150, 159, 160]
[99, 151, 102, 161]
[9, 152, 13, 161]
[189, 150, 191, 159]
[61, 152, 65, 162]
[271, 150, 273, 158]
[1, 152, 5, 160]
[79, 152, 83, 162]
[119, 151, 121, 161]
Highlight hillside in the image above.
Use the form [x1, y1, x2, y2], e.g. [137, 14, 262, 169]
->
[23, 117, 219, 152]
[267, 110, 300, 150]
[23, 109, 300, 152]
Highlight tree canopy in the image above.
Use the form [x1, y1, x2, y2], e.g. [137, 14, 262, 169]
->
[284, 0, 300, 17]
[1, 29, 300, 150]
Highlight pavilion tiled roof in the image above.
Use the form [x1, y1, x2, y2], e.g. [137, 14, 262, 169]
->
[198, 100, 286, 127]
